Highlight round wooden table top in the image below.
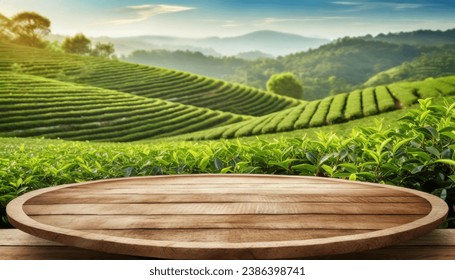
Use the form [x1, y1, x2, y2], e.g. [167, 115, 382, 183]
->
[7, 174, 448, 259]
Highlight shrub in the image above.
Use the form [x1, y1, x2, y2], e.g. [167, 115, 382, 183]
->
[326, 93, 348, 123]
[309, 96, 333, 127]
[362, 87, 378, 116]
[344, 90, 363, 120]
[266, 72, 303, 99]
[375, 86, 396, 112]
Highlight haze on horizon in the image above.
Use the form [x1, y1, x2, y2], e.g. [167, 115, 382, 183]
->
[1, 0, 454, 39]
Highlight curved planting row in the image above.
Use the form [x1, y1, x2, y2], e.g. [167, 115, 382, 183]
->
[184, 76, 455, 140]
[0, 72, 250, 141]
[0, 41, 299, 116]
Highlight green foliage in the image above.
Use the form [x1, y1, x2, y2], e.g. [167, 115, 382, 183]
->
[387, 84, 417, 106]
[0, 40, 298, 116]
[9, 12, 50, 48]
[266, 72, 303, 99]
[309, 96, 333, 127]
[276, 103, 307, 132]
[326, 93, 348, 123]
[344, 90, 363, 120]
[363, 28, 455, 46]
[375, 86, 396, 112]
[182, 76, 455, 140]
[0, 13, 13, 40]
[1, 97, 454, 227]
[243, 38, 423, 100]
[362, 87, 378, 116]
[126, 49, 249, 79]
[91, 42, 115, 58]
[0, 72, 249, 141]
[294, 100, 320, 129]
[120, 31, 455, 100]
[62, 33, 91, 55]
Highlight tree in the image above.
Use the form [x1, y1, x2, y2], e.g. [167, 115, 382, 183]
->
[327, 75, 349, 96]
[0, 13, 13, 40]
[91, 42, 115, 58]
[9, 12, 51, 47]
[62, 33, 91, 55]
[266, 72, 303, 99]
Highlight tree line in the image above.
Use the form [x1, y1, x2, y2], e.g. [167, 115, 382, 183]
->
[0, 11, 115, 58]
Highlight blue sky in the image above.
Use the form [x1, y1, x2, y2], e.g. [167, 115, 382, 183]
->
[0, 0, 454, 38]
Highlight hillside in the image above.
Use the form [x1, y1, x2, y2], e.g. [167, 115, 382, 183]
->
[362, 28, 455, 46]
[240, 38, 426, 99]
[365, 48, 455, 87]
[0, 72, 250, 141]
[117, 30, 455, 101]
[181, 76, 455, 140]
[0, 40, 299, 116]
[124, 49, 249, 80]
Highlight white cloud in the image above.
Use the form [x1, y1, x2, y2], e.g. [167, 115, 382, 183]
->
[332, 1, 430, 10]
[222, 20, 242, 27]
[261, 16, 356, 24]
[392, 3, 426, 10]
[199, 19, 244, 28]
[107, 4, 195, 25]
[332, 2, 362, 5]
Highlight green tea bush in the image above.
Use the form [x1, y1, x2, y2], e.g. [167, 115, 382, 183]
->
[344, 90, 363, 120]
[326, 93, 347, 124]
[275, 103, 306, 132]
[387, 84, 417, 106]
[309, 96, 333, 127]
[375, 86, 396, 112]
[362, 87, 378, 116]
[294, 100, 320, 129]
[1, 97, 454, 227]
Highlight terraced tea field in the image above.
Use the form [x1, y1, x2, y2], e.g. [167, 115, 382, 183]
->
[0, 41, 298, 116]
[2, 39, 455, 142]
[0, 72, 249, 141]
[184, 76, 455, 140]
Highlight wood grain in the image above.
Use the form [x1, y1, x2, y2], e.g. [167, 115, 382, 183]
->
[2, 229, 454, 260]
[6, 174, 449, 259]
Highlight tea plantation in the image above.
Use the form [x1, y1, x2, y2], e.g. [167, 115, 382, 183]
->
[0, 41, 298, 116]
[183, 76, 455, 140]
[1, 39, 455, 227]
[0, 72, 249, 141]
[1, 98, 454, 226]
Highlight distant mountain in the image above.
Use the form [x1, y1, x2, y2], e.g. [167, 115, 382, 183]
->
[84, 31, 327, 57]
[196, 31, 330, 56]
[361, 28, 455, 46]
[235, 51, 274, 60]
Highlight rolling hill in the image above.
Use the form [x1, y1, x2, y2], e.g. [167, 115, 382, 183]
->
[181, 76, 455, 140]
[225, 37, 426, 100]
[2, 39, 455, 143]
[0, 40, 299, 117]
[362, 28, 455, 46]
[365, 48, 455, 87]
[0, 72, 250, 141]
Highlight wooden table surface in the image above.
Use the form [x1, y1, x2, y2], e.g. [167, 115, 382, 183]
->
[6, 174, 448, 259]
